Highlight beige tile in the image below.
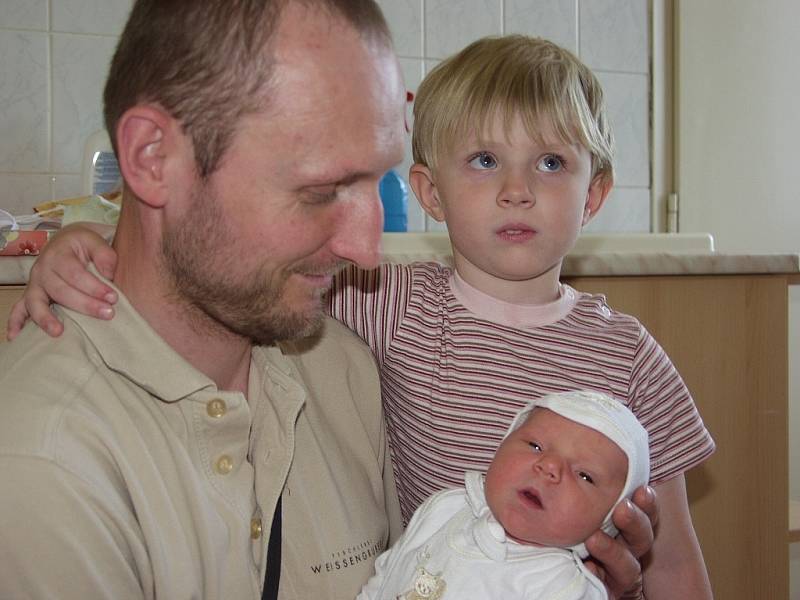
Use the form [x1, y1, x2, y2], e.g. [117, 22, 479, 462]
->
[0, 0, 48, 31]
[584, 187, 651, 233]
[505, 0, 578, 53]
[377, 0, 422, 58]
[579, 0, 648, 73]
[0, 173, 53, 216]
[51, 33, 118, 173]
[425, 0, 501, 59]
[0, 31, 49, 171]
[51, 173, 83, 201]
[597, 71, 649, 188]
[52, 0, 132, 35]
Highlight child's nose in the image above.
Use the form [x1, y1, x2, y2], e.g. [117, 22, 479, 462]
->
[497, 172, 535, 208]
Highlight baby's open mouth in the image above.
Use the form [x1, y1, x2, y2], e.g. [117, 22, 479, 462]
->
[520, 489, 543, 509]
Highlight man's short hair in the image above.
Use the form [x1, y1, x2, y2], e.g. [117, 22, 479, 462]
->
[411, 35, 614, 185]
[104, 0, 392, 179]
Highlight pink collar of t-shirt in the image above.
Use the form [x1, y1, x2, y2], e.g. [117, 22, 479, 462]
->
[449, 270, 578, 329]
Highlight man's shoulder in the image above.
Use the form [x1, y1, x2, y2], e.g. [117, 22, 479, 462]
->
[0, 320, 117, 458]
[0, 319, 98, 402]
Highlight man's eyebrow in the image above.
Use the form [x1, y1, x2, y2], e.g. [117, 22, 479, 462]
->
[303, 170, 376, 188]
[335, 172, 371, 186]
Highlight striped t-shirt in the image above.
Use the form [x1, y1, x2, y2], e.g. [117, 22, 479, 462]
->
[330, 262, 715, 524]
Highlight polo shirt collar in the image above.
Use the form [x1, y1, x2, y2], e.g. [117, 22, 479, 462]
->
[61, 272, 219, 403]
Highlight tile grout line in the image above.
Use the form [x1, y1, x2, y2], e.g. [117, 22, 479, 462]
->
[47, 0, 54, 200]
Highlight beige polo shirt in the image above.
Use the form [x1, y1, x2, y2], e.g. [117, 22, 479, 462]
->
[0, 288, 401, 599]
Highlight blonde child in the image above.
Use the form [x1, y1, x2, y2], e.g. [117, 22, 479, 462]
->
[8, 35, 711, 598]
[333, 36, 714, 597]
[358, 390, 650, 600]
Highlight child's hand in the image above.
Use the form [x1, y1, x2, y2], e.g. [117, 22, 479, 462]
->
[7, 222, 118, 340]
[584, 485, 658, 599]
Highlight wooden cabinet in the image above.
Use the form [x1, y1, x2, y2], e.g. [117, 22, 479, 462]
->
[0, 272, 793, 598]
[565, 273, 790, 600]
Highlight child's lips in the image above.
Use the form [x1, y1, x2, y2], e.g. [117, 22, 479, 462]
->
[496, 224, 536, 242]
[519, 488, 544, 510]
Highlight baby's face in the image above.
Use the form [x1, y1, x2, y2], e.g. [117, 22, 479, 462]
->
[485, 408, 627, 548]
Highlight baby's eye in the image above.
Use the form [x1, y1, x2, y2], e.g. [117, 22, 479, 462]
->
[528, 441, 542, 452]
[537, 154, 564, 173]
[578, 471, 595, 484]
[468, 152, 498, 170]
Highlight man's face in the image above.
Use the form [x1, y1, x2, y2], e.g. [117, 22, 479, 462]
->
[161, 4, 406, 345]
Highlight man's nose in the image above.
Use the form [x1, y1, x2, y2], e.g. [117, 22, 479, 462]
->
[329, 188, 384, 270]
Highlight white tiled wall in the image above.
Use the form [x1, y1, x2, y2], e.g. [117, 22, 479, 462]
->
[0, 0, 650, 233]
[378, 0, 651, 232]
[0, 0, 130, 216]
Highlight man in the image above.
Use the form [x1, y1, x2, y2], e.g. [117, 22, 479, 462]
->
[1, 1, 403, 598]
[0, 1, 655, 598]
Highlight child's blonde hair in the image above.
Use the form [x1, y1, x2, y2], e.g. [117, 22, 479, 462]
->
[412, 35, 614, 185]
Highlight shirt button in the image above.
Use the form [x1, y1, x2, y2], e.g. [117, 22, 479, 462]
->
[215, 455, 234, 475]
[207, 398, 227, 418]
[250, 518, 263, 540]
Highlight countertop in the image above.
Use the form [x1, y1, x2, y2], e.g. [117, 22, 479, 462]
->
[387, 252, 800, 277]
[1, 233, 798, 285]
[379, 233, 800, 278]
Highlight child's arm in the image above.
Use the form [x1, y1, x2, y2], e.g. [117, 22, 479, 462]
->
[327, 262, 411, 364]
[640, 475, 712, 600]
[623, 326, 714, 599]
[6, 222, 118, 340]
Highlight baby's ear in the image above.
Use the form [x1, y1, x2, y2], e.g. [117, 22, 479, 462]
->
[409, 164, 446, 222]
[582, 174, 613, 226]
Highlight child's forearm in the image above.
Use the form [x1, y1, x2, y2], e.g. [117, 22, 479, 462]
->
[82, 221, 117, 244]
[641, 476, 712, 600]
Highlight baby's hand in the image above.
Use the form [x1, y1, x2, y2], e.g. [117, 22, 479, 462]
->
[7, 222, 118, 340]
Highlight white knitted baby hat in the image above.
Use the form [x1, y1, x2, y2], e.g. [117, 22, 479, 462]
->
[505, 390, 650, 557]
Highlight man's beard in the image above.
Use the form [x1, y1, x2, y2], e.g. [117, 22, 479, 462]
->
[160, 181, 333, 346]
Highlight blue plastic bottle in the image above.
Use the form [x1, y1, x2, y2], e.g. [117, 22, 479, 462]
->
[379, 169, 408, 232]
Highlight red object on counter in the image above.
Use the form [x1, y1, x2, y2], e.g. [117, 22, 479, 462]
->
[0, 230, 49, 256]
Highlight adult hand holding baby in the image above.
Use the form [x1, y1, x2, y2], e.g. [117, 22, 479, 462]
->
[585, 485, 657, 598]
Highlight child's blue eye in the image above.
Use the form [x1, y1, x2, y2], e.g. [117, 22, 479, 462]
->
[528, 441, 542, 452]
[578, 471, 594, 484]
[468, 152, 497, 170]
[538, 154, 563, 172]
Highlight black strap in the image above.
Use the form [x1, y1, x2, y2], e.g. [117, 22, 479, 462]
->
[262, 495, 282, 600]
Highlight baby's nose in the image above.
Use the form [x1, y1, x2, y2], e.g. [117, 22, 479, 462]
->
[534, 454, 563, 482]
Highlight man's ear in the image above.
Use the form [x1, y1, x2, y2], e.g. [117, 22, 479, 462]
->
[409, 163, 446, 222]
[582, 174, 613, 226]
[114, 105, 185, 209]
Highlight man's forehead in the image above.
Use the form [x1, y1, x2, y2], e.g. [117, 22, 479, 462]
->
[269, 7, 397, 101]
[272, 2, 373, 60]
